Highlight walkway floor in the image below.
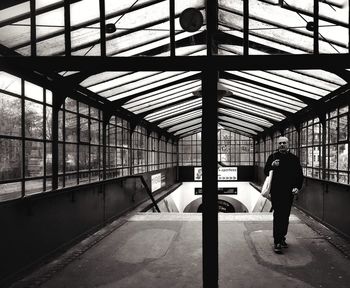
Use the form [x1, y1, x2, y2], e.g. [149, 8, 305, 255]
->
[11, 211, 350, 288]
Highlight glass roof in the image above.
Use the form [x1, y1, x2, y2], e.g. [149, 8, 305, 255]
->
[0, 0, 349, 138]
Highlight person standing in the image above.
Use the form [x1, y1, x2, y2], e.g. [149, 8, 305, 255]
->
[264, 136, 304, 254]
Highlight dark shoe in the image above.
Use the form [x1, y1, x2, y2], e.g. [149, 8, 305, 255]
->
[274, 243, 283, 254]
[281, 240, 288, 248]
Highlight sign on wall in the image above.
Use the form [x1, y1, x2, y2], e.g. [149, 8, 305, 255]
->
[194, 187, 237, 195]
[194, 167, 237, 181]
[151, 173, 165, 192]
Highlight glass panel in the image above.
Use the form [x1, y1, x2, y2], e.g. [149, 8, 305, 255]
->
[0, 92, 21, 136]
[25, 179, 43, 195]
[65, 174, 77, 187]
[25, 141, 44, 177]
[338, 144, 348, 171]
[66, 144, 78, 172]
[0, 182, 22, 201]
[80, 117, 89, 142]
[0, 19, 30, 55]
[46, 142, 52, 176]
[46, 106, 53, 140]
[106, 71, 200, 100]
[329, 118, 338, 143]
[329, 145, 337, 169]
[0, 138, 22, 180]
[25, 101, 43, 139]
[91, 146, 99, 170]
[65, 112, 78, 142]
[90, 119, 100, 144]
[36, 7, 65, 56]
[65, 98, 77, 112]
[79, 144, 90, 172]
[339, 115, 348, 141]
[46, 177, 52, 191]
[70, 0, 100, 56]
[25, 81, 43, 102]
[46, 90, 53, 105]
[0, 72, 22, 95]
[79, 102, 89, 116]
[105, 1, 171, 56]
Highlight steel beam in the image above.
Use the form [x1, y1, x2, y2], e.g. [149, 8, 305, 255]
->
[2, 54, 350, 71]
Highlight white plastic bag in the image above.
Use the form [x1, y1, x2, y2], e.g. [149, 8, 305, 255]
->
[261, 170, 273, 199]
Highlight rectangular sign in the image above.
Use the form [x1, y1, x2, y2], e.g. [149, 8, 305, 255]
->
[194, 167, 237, 181]
[194, 187, 238, 195]
[151, 173, 162, 192]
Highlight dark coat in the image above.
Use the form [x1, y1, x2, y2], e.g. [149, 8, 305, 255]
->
[264, 151, 304, 199]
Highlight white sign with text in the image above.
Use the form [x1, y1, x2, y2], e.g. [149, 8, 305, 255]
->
[194, 167, 237, 181]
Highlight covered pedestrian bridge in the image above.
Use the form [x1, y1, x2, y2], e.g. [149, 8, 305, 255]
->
[0, 1, 350, 287]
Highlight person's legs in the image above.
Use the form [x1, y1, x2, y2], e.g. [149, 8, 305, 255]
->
[280, 199, 293, 242]
[272, 203, 284, 245]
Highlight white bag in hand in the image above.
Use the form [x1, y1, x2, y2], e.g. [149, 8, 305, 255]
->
[261, 170, 273, 199]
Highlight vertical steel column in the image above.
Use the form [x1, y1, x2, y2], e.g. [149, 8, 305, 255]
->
[203, 1, 218, 287]
[321, 117, 327, 180]
[243, 0, 249, 55]
[313, 0, 319, 54]
[64, 0, 71, 56]
[30, 0, 36, 56]
[169, 0, 176, 56]
[52, 92, 60, 190]
[202, 68, 218, 288]
[99, 0, 106, 57]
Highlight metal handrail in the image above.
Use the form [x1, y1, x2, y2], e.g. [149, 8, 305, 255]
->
[123, 175, 161, 212]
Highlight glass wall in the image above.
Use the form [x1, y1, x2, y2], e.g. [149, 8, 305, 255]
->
[0, 72, 52, 200]
[106, 116, 130, 179]
[132, 126, 148, 174]
[0, 71, 177, 202]
[179, 131, 254, 166]
[178, 133, 202, 166]
[326, 106, 349, 184]
[58, 97, 104, 188]
[256, 105, 350, 185]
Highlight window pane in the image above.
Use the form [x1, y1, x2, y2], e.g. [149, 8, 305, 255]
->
[79, 145, 89, 171]
[90, 119, 100, 144]
[65, 174, 77, 187]
[339, 116, 348, 141]
[329, 118, 338, 144]
[0, 92, 21, 136]
[25, 179, 43, 195]
[0, 138, 22, 180]
[25, 81, 43, 102]
[65, 98, 77, 112]
[329, 145, 337, 169]
[80, 117, 89, 142]
[46, 142, 52, 175]
[91, 146, 99, 170]
[338, 144, 348, 171]
[65, 112, 77, 142]
[0, 182, 21, 201]
[25, 101, 43, 139]
[79, 102, 89, 115]
[25, 141, 44, 177]
[66, 144, 77, 172]
[0, 72, 21, 95]
[46, 106, 53, 140]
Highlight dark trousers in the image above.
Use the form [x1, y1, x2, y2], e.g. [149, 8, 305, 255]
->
[272, 195, 293, 244]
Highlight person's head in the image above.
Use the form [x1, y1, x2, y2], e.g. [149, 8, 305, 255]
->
[277, 136, 289, 153]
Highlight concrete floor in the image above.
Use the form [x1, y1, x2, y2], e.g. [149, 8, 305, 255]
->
[11, 212, 350, 288]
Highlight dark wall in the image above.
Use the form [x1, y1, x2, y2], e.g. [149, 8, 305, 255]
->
[254, 166, 350, 239]
[178, 166, 254, 182]
[0, 168, 177, 287]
